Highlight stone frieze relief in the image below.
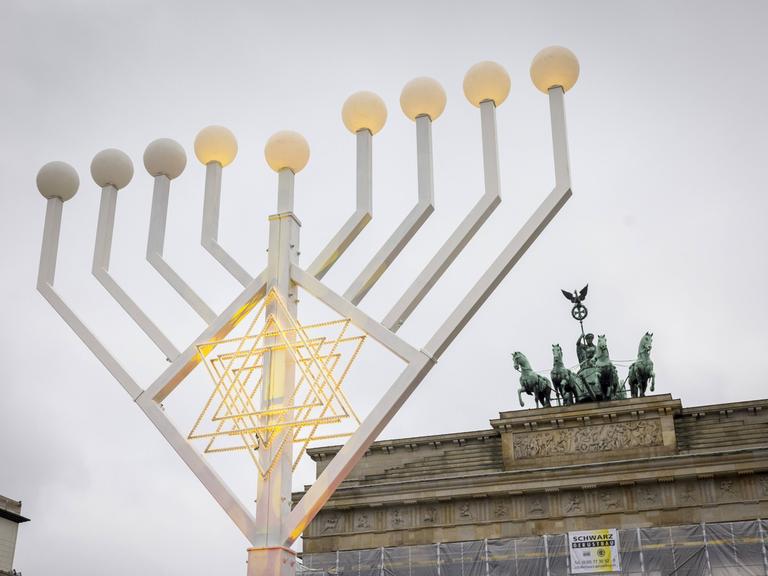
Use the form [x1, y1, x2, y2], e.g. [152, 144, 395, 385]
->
[512, 419, 663, 459]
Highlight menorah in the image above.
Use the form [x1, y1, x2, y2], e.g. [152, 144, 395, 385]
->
[35, 47, 579, 575]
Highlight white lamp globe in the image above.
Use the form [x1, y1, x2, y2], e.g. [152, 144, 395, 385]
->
[463, 61, 511, 107]
[399, 77, 447, 121]
[194, 125, 238, 167]
[143, 138, 187, 179]
[37, 161, 79, 201]
[91, 149, 134, 190]
[264, 131, 310, 173]
[530, 46, 580, 93]
[342, 91, 387, 135]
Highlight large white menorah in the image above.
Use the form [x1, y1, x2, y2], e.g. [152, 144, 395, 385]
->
[35, 47, 578, 575]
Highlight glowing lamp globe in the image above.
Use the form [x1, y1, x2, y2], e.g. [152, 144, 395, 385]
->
[143, 138, 187, 180]
[463, 61, 511, 107]
[264, 131, 310, 173]
[194, 125, 238, 167]
[342, 91, 388, 135]
[37, 161, 80, 201]
[399, 77, 447, 121]
[91, 149, 134, 190]
[530, 46, 580, 93]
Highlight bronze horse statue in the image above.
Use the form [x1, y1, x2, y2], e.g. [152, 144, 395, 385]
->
[628, 332, 655, 397]
[550, 343, 588, 405]
[549, 344, 584, 406]
[593, 335, 622, 400]
[513, 351, 552, 408]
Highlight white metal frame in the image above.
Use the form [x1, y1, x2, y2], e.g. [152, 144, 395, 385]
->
[37, 84, 573, 574]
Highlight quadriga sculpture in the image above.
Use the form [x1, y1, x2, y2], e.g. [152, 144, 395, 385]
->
[513, 351, 553, 408]
[628, 332, 655, 397]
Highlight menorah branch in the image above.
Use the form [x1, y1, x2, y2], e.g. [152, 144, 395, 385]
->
[549, 87, 571, 186]
[306, 129, 373, 279]
[425, 87, 572, 360]
[202, 162, 254, 287]
[344, 115, 436, 305]
[92, 184, 180, 360]
[383, 100, 501, 332]
[37, 197, 143, 399]
[147, 174, 217, 323]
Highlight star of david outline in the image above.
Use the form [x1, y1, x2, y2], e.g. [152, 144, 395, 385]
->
[187, 288, 366, 478]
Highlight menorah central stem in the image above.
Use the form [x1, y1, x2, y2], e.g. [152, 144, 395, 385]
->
[250, 168, 300, 575]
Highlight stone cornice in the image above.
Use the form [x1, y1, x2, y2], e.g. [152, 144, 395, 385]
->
[306, 428, 498, 461]
[491, 394, 681, 432]
[678, 397, 768, 415]
[296, 445, 768, 509]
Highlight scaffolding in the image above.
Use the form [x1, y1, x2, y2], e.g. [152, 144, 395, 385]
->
[300, 520, 768, 575]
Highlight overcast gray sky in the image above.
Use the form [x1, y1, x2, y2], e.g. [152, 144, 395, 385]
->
[2, 0, 768, 574]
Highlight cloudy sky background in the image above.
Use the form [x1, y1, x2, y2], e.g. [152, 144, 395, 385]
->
[2, 0, 767, 574]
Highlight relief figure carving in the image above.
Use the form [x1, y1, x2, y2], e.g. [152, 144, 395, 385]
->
[322, 514, 340, 533]
[599, 490, 619, 511]
[564, 494, 582, 513]
[638, 486, 658, 505]
[678, 483, 697, 504]
[356, 511, 370, 529]
[391, 508, 403, 526]
[719, 480, 738, 499]
[529, 496, 545, 515]
[422, 506, 437, 524]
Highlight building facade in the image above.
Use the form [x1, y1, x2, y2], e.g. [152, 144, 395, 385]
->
[296, 394, 768, 574]
[0, 496, 28, 575]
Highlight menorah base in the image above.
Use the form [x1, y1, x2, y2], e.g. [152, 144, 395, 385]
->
[247, 546, 296, 576]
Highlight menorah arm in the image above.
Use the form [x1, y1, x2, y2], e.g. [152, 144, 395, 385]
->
[201, 162, 254, 287]
[92, 185, 180, 360]
[135, 395, 260, 545]
[142, 268, 268, 404]
[37, 198, 143, 399]
[282, 351, 435, 546]
[382, 100, 501, 332]
[424, 87, 572, 361]
[306, 130, 373, 280]
[147, 175, 216, 323]
[344, 116, 435, 305]
[291, 265, 419, 363]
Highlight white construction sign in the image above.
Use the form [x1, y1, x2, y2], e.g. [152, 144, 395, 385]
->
[568, 528, 621, 573]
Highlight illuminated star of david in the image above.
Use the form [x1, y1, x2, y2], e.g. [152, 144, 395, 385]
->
[188, 289, 365, 478]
